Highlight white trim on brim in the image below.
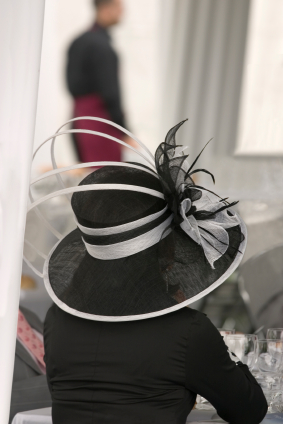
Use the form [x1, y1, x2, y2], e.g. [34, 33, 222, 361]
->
[42, 216, 247, 322]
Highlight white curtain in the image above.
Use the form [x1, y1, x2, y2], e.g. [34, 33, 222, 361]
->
[158, 0, 283, 202]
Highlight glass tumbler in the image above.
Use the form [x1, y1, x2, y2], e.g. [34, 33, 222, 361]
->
[225, 334, 257, 369]
[256, 339, 283, 412]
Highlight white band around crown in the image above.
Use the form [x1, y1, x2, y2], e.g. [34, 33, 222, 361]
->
[75, 205, 168, 236]
[82, 214, 173, 260]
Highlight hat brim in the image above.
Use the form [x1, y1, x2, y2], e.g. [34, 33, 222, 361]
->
[43, 214, 247, 322]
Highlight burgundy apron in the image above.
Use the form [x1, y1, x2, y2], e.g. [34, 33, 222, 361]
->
[73, 94, 122, 163]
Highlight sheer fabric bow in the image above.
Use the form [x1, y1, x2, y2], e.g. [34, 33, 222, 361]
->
[179, 193, 240, 268]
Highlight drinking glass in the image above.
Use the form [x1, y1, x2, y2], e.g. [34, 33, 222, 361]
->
[256, 339, 283, 411]
[266, 330, 283, 377]
[218, 328, 235, 342]
[225, 334, 257, 369]
[256, 339, 283, 381]
[218, 328, 235, 335]
[267, 329, 283, 341]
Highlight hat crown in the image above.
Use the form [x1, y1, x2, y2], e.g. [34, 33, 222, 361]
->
[71, 165, 166, 230]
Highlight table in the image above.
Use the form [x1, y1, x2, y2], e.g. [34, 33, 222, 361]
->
[11, 408, 222, 424]
[11, 407, 280, 424]
[11, 408, 52, 424]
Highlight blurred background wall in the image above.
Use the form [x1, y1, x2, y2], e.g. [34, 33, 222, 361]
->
[160, 0, 283, 199]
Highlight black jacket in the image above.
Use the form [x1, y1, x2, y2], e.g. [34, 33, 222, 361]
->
[44, 304, 267, 424]
[66, 24, 125, 128]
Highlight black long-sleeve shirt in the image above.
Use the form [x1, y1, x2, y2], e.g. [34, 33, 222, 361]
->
[66, 24, 126, 128]
[44, 304, 267, 424]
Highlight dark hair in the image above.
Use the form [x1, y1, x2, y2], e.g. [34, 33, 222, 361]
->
[94, 0, 114, 8]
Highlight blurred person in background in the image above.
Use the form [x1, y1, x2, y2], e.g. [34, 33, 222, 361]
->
[67, 0, 128, 164]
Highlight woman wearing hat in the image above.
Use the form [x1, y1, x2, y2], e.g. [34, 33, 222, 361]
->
[26, 119, 267, 423]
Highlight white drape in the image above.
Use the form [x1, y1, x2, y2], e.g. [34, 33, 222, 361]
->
[158, 0, 283, 202]
[0, 1, 45, 421]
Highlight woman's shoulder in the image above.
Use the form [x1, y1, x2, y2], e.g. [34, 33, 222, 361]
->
[179, 307, 219, 332]
[44, 303, 216, 340]
[167, 306, 208, 326]
[164, 307, 220, 341]
[139, 307, 214, 339]
[44, 303, 76, 328]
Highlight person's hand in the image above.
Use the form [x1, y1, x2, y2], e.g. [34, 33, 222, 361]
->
[123, 135, 140, 150]
[228, 349, 241, 363]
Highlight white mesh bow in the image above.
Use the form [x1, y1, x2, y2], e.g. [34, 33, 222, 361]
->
[180, 193, 240, 268]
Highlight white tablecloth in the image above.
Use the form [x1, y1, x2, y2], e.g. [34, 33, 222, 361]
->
[11, 408, 223, 424]
[11, 407, 278, 424]
[11, 408, 52, 424]
[187, 409, 225, 422]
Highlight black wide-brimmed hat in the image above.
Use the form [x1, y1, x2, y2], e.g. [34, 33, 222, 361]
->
[25, 118, 246, 321]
